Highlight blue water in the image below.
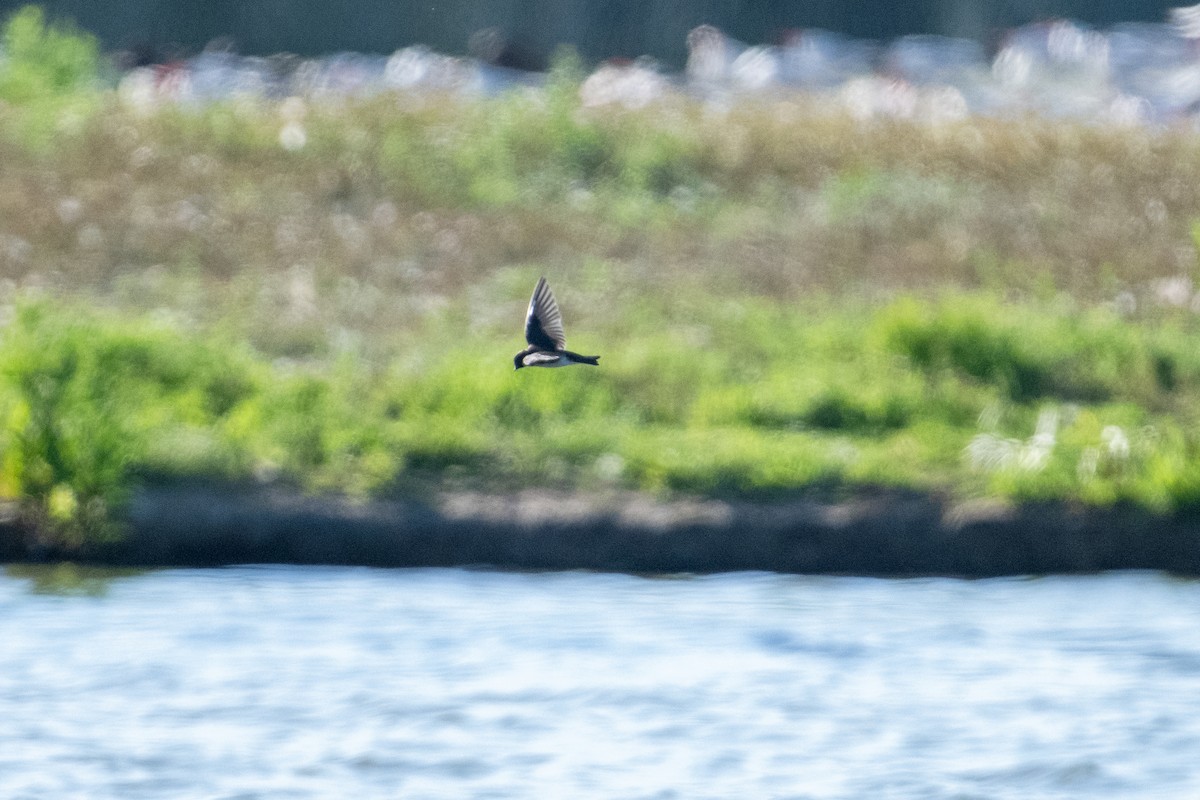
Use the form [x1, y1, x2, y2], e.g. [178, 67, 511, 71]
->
[1, 566, 1197, 799]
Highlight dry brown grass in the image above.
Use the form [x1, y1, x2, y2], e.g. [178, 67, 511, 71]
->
[5, 94, 1200, 345]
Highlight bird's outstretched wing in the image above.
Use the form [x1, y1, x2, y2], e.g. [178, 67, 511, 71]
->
[524, 277, 566, 350]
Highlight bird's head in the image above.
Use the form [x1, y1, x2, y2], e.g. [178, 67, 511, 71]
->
[513, 352, 525, 371]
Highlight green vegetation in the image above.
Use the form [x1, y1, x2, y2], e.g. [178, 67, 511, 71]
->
[0, 5, 103, 149]
[6, 6, 1200, 546]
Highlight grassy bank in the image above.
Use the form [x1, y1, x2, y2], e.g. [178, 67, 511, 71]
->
[5, 8, 1200, 546]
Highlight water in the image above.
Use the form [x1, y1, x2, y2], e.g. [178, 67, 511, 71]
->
[1, 566, 1198, 799]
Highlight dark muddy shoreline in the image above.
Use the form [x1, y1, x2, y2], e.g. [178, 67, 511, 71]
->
[4, 484, 1200, 576]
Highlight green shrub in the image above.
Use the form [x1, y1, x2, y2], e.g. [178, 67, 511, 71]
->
[0, 5, 103, 150]
[874, 295, 1190, 405]
[0, 301, 259, 545]
[0, 5, 100, 102]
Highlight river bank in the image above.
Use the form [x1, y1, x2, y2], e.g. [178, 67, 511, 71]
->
[3, 483, 1198, 576]
[8, 13, 1200, 554]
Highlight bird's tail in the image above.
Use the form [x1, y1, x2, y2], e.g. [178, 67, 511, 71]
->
[562, 349, 600, 366]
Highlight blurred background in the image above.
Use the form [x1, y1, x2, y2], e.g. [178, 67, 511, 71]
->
[0, 0, 1179, 67]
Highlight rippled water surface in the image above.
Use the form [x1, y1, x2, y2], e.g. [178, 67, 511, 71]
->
[1, 566, 1198, 799]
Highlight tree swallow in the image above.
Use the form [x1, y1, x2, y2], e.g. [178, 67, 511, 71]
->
[514, 277, 601, 370]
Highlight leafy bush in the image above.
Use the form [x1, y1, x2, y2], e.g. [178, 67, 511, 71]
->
[874, 295, 1193, 404]
[0, 5, 100, 102]
[0, 301, 258, 545]
[0, 5, 103, 149]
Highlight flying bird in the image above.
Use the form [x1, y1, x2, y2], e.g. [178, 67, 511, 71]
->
[514, 277, 600, 370]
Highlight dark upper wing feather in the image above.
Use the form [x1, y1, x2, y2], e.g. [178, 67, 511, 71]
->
[524, 277, 567, 350]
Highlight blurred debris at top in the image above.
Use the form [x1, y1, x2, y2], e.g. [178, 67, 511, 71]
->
[12, 1, 1200, 125]
[0, 0, 1180, 69]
